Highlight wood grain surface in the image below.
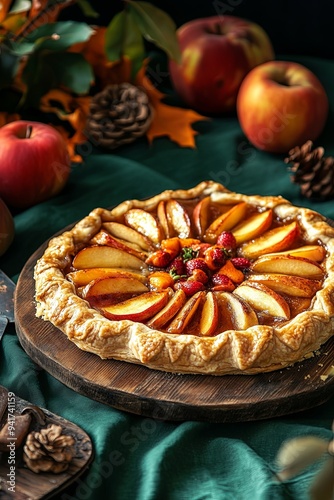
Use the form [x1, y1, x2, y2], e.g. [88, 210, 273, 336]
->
[0, 388, 93, 499]
[14, 235, 334, 424]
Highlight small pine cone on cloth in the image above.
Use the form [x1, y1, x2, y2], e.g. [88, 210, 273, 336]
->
[284, 140, 334, 200]
[85, 83, 153, 149]
[23, 424, 75, 473]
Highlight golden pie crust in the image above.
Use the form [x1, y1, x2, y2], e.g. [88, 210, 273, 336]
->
[34, 181, 334, 375]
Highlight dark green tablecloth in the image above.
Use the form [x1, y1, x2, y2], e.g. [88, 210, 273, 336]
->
[1, 55, 333, 499]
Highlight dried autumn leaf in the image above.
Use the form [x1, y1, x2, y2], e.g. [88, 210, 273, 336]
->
[0, 0, 14, 23]
[40, 89, 91, 162]
[136, 68, 208, 148]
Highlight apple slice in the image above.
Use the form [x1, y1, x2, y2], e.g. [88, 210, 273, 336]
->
[199, 291, 219, 336]
[240, 221, 299, 259]
[90, 229, 148, 260]
[167, 291, 205, 334]
[251, 254, 324, 279]
[102, 222, 153, 251]
[100, 291, 169, 322]
[232, 209, 273, 244]
[147, 289, 186, 329]
[157, 200, 176, 240]
[204, 202, 247, 243]
[67, 268, 147, 287]
[166, 199, 192, 238]
[264, 245, 326, 262]
[72, 246, 148, 270]
[248, 274, 321, 298]
[234, 282, 291, 319]
[193, 196, 211, 237]
[124, 208, 164, 244]
[83, 276, 148, 299]
[288, 297, 312, 317]
[218, 292, 258, 330]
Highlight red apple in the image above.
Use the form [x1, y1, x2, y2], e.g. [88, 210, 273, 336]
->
[169, 15, 274, 114]
[0, 120, 71, 209]
[0, 198, 14, 257]
[236, 61, 329, 153]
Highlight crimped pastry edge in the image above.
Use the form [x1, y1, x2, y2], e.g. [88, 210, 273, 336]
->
[34, 181, 334, 375]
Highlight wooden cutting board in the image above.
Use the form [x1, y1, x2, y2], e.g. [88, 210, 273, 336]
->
[0, 387, 93, 499]
[14, 235, 334, 424]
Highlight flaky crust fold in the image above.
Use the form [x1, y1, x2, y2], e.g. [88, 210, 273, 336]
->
[34, 181, 334, 375]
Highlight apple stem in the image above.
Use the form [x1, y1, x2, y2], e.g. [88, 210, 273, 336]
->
[26, 125, 32, 139]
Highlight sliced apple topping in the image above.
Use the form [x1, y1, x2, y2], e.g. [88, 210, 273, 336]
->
[124, 208, 164, 244]
[204, 202, 247, 243]
[67, 268, 148, 287]
[90, 229, 148, 260]
[251, 254, 324, 279]
[218, 292, 258, 330]
[100, 291, 169, 322]
[199, 291, 219, 336]
[147, 289, 186, 329]
[232, 209, 273, 245]
[157, 201, 172, 239]
[83, 276, 149, 299]
[193, 196, 211, 237]
[167, 291, 205, 334]
[240, 221, 299, 259]
[66, 193, 330, 336]
[248, 274, 321, 298]
[166, 199, 192, 239]
[102, 222, 153, 251]
[264, 245, 326, 262]
[234, 282, 291, 319]
[72, 246, 147, 270]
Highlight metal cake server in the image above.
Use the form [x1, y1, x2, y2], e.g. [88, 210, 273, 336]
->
[0, 269, 15, 341]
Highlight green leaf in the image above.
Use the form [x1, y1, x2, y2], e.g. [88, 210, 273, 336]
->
[12, 21, 94, 55]
[45, 52, 94, 94]
[20, 52, 55, 108]
[0, 45, 20, 90]
[77, 0, 99, 18]
[127, 1, 181, 63]
[20, 50, 94, 106]
[105, 11, 127, 62]
[105, 10, 145, 80]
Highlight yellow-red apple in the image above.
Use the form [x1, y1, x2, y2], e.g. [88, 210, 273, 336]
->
[169, 16, 274, 114]
[237, 61, 329, 153]
[0, 120, 70, 209]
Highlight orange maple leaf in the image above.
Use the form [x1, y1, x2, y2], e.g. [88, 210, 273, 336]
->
[0, 0, 13, 23]
[40, 89, 91, 162]
[136, 68, 208, 148]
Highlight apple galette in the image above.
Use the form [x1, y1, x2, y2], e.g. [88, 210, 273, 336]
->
[34, 181, 334, 375]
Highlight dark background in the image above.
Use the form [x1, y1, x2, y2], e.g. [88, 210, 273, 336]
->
[61, 0, 334, 60]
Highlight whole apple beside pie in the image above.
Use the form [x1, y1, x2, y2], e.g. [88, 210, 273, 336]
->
[34, 181, 334, 375]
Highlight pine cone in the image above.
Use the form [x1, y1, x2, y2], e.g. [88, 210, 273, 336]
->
[284, 141, 334, 200]
[85, 83, 153, 149]
[23, 424, 75, 473]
